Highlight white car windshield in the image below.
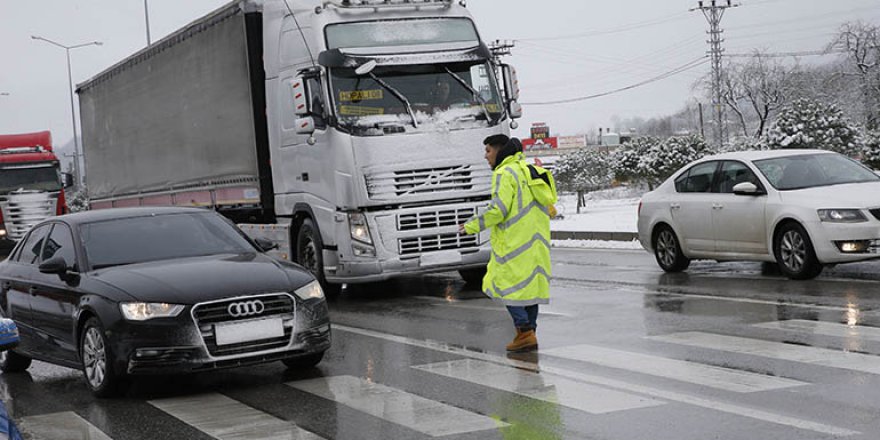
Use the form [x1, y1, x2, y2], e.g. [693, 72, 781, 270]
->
[754, 153, 880, 190]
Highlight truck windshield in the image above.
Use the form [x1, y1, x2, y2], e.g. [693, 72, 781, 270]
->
[0, 165, 61, 193]
[329, 62, 503, 136]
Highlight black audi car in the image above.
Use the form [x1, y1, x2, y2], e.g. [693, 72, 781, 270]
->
[0, 207, 330, 396]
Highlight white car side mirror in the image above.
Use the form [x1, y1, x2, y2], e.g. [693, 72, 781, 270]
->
[732, 182, 760, 195]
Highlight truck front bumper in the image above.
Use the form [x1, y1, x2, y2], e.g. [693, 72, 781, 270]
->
[326, 244, 491, 283]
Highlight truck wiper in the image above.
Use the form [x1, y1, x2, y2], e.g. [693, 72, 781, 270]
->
[366, 73, 419, 128]
[444, 67, 494, 123]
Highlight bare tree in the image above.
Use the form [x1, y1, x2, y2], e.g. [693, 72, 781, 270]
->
[832, 21, 880, 129]
[720, 52, 797, 139]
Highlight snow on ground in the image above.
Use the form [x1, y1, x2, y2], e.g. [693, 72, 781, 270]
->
[551, 185, 645, 233]
[551, 239, 645, 250]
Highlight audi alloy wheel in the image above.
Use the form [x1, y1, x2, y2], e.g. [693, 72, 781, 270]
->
[80, 317, 128, 397]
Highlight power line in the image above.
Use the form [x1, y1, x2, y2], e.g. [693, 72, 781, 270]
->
[726, 49, 846, 57]
[521, 57, 709, 105]
[515, 12, 691, 42]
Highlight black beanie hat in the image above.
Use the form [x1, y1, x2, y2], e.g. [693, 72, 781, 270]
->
[494, 137, 522, 170]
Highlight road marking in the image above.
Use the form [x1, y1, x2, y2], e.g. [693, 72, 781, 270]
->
[413, 358, 664, 414]
[649, 332, 880, 375]
[755, 320, 880, 343]
[19, 411, 113, 440]
[431, 302, 570, 316]
[287, 375, 505, 437]
[334, 324, 858, 436]
[542, 344, 806, 393]
[150, 393, 323, 440]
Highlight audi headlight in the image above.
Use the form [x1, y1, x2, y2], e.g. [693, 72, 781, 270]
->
[294, 281, 324, 300]
[817, 209, 868, 223]
[120, 303, 185, 321]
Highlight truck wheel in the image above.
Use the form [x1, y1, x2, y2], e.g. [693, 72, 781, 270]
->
[0, 350, 32, 373]
[459, 267, 486, 286]
[80, 317, 128, 397]
[296, 218, 342, 300]
[774, 222, 823, 280]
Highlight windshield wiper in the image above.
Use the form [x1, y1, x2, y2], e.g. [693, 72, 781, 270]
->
[366, 73, 419, 128]
[444, 67, 494, 123]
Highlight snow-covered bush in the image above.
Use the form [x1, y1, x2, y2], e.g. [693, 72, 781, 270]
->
[610, 136, 658, 184]
[555, 148, 615, 213]
[720, 136, 770, 153]
[67, 187, 90, 213]
[766, 98, 861, 155]
[861, 130, 880, 170]
[611, 135, 713, 189]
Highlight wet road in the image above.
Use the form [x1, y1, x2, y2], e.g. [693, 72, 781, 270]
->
[5, 248, 880, 439]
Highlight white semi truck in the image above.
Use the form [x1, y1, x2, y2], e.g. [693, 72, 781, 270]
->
[78, 0, 522, 296]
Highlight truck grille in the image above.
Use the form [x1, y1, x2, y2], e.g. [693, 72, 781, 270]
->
[399, 233, 479, 255]
[366, 165, 491, 199]
[0, 192, 57, 240]
[398, 207, 476, 231]
[871, 208, 880, 221]
[192, 294, 295, 357]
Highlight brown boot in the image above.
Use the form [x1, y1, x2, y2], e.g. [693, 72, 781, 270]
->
[506, 329, 538, 352]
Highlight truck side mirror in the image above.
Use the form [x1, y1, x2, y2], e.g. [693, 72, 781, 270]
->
[292, 76, 310, 116]
[501, 64, 520, 102]
[508, 101, 523, 119]
[62, 173, 75, 189]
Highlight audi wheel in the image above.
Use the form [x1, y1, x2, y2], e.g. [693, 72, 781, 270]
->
[80, 317, 128, 397]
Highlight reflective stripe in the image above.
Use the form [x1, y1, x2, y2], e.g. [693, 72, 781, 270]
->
[492, 266, 550, 297]
[491, 197, 509, 218]
[503, 167, 523, 211]
[493, 233, 550, 264]
[498, 201, 550, 230]
[478, 216, 486, 230]
[492, 173, 503, 198]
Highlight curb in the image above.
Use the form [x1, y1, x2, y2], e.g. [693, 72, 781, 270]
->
[551, 231, 639, 242]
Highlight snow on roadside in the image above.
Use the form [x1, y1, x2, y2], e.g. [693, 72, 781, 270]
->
[551, 186, 645, 233]
[552, 239, 645, 250]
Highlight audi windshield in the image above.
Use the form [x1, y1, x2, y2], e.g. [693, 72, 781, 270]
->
[81, 213, 257, 270]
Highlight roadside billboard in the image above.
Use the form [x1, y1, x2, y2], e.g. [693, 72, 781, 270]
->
[522, 137, 558, 150]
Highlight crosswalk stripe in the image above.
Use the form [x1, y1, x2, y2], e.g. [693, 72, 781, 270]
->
[542, 344, 806, 393]
[335, 324, 858, 436]
[150, 393, 323, 440]
[432, 302, 570, 316]
[413, 358, 664, 414]
[754, 320, 880, 343]
[648, 332, 880, 375]
[287, 375, 505, 437]
[19, 411, 113, 440]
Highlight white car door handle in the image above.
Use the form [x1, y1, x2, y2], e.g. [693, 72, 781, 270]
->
[670, 203, 681, 210]
[712, 203, 723, 210]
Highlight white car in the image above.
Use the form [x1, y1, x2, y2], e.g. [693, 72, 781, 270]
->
[637, 149, 880, 279]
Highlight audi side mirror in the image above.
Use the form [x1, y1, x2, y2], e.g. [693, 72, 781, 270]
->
[254, 237, 279, 252]
[62, 173, 75, 189]
[39, 256, 69, 275]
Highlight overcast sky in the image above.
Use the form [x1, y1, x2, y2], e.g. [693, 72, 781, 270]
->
[1, 0, 878, 155]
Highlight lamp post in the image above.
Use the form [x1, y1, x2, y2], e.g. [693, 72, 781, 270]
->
[144, 0, 152, 45]
[31, 36, 102, 187]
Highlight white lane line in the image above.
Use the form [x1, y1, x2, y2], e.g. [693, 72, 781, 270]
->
[649, 332, 880, 375]
[413, 358, 663, 414]
[755, 320, 880, 343]
[334, 324, 858, 437]
[150, 393, 323, 440]
[542, 344, 806, 393]
[431, 303, 571, 317]
[287, 375, 505, 437]
[19, 412, 113, 440]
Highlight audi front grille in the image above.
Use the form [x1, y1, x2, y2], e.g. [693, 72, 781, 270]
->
[191, 294, 295, 357]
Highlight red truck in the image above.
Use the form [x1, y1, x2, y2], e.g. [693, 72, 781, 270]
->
[0, 131, 73, 252]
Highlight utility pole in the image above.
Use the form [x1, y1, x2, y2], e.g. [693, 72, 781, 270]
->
[692, 0, 738, 147]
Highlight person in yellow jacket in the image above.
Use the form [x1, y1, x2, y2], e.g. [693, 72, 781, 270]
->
[459, 135, 557, 352]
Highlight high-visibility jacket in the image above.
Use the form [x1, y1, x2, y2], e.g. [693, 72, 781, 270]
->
[464, 152, 558, 306]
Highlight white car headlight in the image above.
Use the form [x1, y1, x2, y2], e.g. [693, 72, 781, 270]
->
[294, 280, 324, 300]
[817, 209, 868, 223]
[120, 303, 185, 321]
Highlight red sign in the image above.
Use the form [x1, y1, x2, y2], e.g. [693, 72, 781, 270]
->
[522, 137, 558, 150]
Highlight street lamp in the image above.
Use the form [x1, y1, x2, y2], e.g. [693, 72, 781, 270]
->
[144, 0, 152, 45]
[31, 36, 102, 187]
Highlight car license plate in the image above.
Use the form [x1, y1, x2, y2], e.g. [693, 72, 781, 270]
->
[214, 318, 284, 346]
[420, 250, 462, 267]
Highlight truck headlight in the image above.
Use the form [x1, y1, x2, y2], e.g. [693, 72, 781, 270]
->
[817, 209, 867, 223]
[120, 303, 185, 321]
[294, 280, 324, 300]
[349, 212, 373, 244]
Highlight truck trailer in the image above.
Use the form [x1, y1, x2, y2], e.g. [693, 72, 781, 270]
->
[78, 0, 522, 296]
[0, 131, 72, 252]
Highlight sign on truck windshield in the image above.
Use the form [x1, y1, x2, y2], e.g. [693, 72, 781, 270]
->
[0, 165, 61, 193]
[325, 18, 479, 50]
[329, 62, 503, 135]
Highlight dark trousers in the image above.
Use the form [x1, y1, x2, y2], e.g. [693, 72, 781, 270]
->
[506, 305, 538, 330]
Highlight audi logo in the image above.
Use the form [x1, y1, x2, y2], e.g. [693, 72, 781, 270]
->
[227, 300, 265, 318]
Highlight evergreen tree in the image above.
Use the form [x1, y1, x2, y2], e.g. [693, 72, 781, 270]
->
[766, 98, 861, 154]
[554, 149, 615, 213]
